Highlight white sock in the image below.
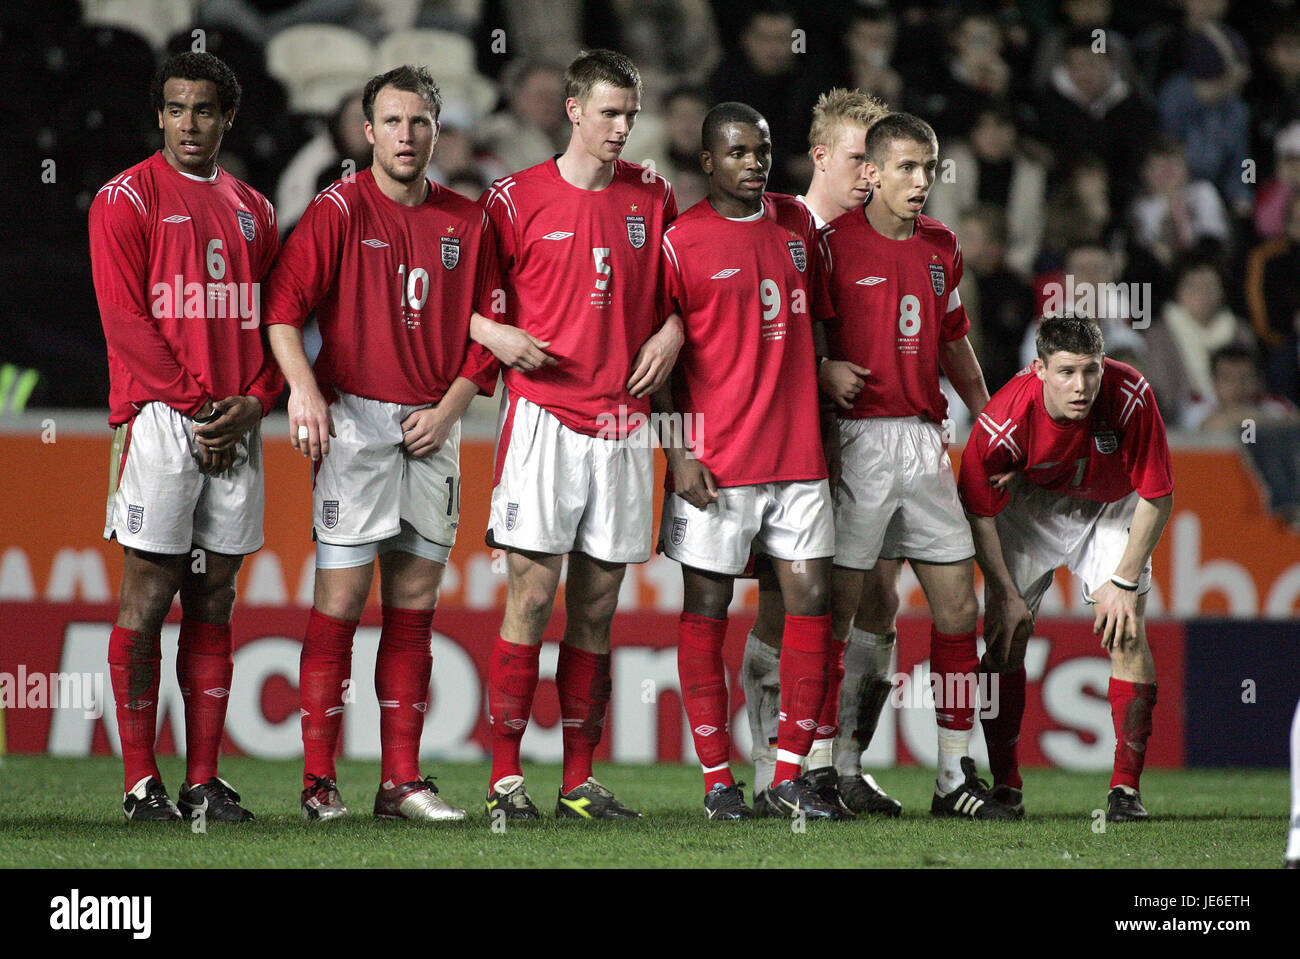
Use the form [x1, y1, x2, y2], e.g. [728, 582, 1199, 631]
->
[807, 737, 833, 771]
[936, 727, 970, 794]
[1288, 697, 1300, 861]
[834, 628, 896, 778]
[742, 630, 781, 792]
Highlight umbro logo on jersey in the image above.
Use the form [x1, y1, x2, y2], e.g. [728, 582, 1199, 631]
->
[540, 231, 574, 241]
[162, 214, 191, 224]
[362, 238, 389, 248]
[857, 276, 886, 285]
[710, 269, 740, 279]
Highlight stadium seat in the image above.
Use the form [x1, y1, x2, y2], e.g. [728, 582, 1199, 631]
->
[266, 24, 374, 114]
[164, 25, 270, 88]
[436, 73, 500, 124]
[375, 28, 476, 77]
[84, 0, 197, 50]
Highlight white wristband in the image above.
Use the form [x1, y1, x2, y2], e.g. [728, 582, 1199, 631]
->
[1110, 575, 1139, 591]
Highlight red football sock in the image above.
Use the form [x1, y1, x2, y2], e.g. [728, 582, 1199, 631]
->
[376, 606, 435, 786]
[108, 626, 162, 792]
[774, 613, 830, 785]
[814, 638, 847, 746]
[979, 663, 1026, 789]
[177, 618, 233, 785]
[1109, 677, 1157, 790]
[488, 636, 540, 788]
[930, 625, 978, 731]
[556, 643, 611, 794]
[300, 608, 358, 786]
[677, 612, 733, 790]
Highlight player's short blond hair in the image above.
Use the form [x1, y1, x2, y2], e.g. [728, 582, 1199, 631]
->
[807, 88, 889, 158]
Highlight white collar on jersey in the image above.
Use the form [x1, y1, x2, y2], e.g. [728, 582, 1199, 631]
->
[175, 166, 220, 183]
[722, 205, 765, 222]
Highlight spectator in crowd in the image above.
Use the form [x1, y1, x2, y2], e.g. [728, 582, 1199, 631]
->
[956, 204, 1036, 393]
[1198, 344, 1300, 528]
[1144, 260, 1256, 428]
[839, 3, 903, 106]
[707, 0, 830, 193]
[1247, 25, 1300, 164]
[1031, 0, 1141, 95]
[427, 100, 509, 188]
[1129, 138, 1230, 277]
[1033, 27, 1158, 213]
[1040, 154, 1115, 271]
[1255, 122, 1300, 239]
[1245, 191, 1300, 403]
[925, 106, 1047, 278]
[918, 12, 1012, 142]
[1134, 0, 1236, 95]
[1158, 23, 1252, 216]
[474, 58, 568, 174]
[657, 85, 710, 210]
[611, 0, 719, 99]
[275, 91, 370, 232]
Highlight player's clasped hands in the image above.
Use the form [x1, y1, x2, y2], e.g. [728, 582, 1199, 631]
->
[1091, 580, 1141, 651]
[819, 360, 870, 409]
[194, 395, 262, 474]
[288, 386, 335, 461]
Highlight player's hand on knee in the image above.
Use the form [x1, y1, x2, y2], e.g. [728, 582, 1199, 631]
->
[819, 361, 869, 410]
[288, 387, 334, 460]
[1091, 581, 1139, 652]
[400, 406, 452, 459]
[627, 315, 684, 398]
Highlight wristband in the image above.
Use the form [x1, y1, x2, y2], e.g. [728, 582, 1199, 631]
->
[1110, 575, 1139, 591]
[193, 407, 220, 424]
[818, 356, 829, 368]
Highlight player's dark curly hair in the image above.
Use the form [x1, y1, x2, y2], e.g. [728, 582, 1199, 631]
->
[864, 112, 938, 165]
[702, 101, 768, 153]
[362, 64, 441, 123]
[1036, 316, 1105, 361]
[151, 52, 241, 115]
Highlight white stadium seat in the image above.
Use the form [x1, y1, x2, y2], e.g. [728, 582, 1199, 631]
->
[375, 28, 476, 77]
[85, 0, 196, 49]
[266, 24, 374, 115]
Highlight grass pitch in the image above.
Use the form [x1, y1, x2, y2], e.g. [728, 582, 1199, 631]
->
[0, 757, 1287, 869]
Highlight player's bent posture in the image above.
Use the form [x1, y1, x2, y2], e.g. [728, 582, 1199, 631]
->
[959, 316, 1174, 821]
[263, 66, 521, 822]
[90, 53, 280, 822]
[814, 113, 1016, 819]
[479, 50, 681, 820]
[741, 88, 903, 817]
[658, 102, 839, 820]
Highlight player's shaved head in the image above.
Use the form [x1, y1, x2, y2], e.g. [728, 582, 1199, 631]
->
[808, 88, 889, 157]
[363, 64, 441, 123]
[702, 101, 768, 153]
[864, 112, 938, 166]
[152, 52, 241, 115]
[565, 49, 642, 105]
[1036, 316, 1105, 361]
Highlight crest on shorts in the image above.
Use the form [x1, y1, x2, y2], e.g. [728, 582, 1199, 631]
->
[787, 239, 807, 273]
[506, 502, 519, 531]
[670, 516, 688, 546]
[237, 208, 256, 242]
[127, 504, 144, 535]
[441, 235, 460, 270]
[626, 215, 646, 249]
[322, 500, 339, 529]
[1093, 428, 1118, 454]
[928, 262, 946, 296]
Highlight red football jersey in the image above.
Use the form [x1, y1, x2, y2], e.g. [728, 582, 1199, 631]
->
[262, 170, 500, 404]
[958, 358, 1175, 517]
[819, 209, 970, 423]
[89, 152, 281, 426]
[480, 158, 676, 437]
[661, 194, 831, 487]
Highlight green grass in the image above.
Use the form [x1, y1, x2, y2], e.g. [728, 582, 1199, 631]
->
[0, 757, 1287, 868]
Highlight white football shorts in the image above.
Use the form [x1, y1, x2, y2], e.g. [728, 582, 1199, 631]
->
[994, 483, 1148, 613]
[833, 416, 975, 569]
[661, 478, 835, 576]
[312, 390, 459, 555]
[104, 400, 264, 555]
[488, 389, 653, 563]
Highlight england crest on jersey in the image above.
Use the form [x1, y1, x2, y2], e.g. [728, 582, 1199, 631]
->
[626, 215, 646, 249]
[237, 208, 256, 242]
[506, 502, 519, 530]
[670, 516, 688, 546]
[322, 500, 339, 529]
[1093, 428, 1118, 454]
[929, 262, 945, 296]
[787, 239, 807, 273]
[441, 235, 460, 270]
[127, 504, 144, 534]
